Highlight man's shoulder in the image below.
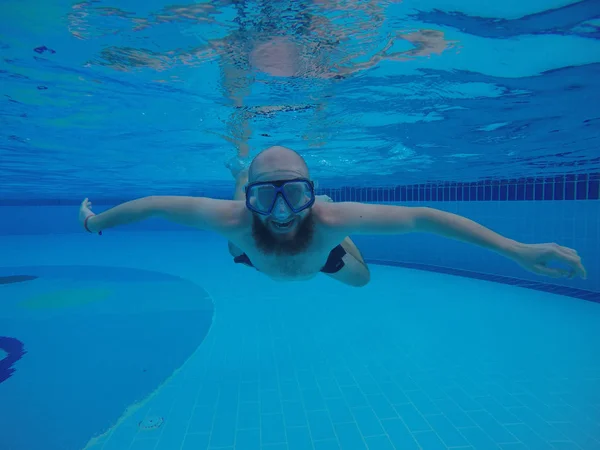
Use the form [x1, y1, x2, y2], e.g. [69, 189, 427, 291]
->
[216, 199, 250, 227]
[313, 202, 353, 233]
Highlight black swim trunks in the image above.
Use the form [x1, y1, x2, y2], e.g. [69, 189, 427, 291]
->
[233, 244, 347, 274]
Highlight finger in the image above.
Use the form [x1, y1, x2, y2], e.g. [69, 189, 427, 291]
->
[554, 247, 587, 280]
[552, 248, 587, 279]
[558, 246, 578, 257]
[533, 264, 569, 278]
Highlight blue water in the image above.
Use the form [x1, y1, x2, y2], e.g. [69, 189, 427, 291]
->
[1, 1, 600, 450]
[1, 0, 600, 197]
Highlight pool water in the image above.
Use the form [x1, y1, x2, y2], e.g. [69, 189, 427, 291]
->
[1, 232, 599, 450]
[1, 0, 600, 449]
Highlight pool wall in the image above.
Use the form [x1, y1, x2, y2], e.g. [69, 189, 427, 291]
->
[1, 174, 598, 292]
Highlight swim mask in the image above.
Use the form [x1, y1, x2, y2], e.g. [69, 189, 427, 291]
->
[245, 179, 315, 215]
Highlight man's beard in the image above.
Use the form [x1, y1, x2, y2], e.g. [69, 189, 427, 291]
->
[252, 212, 315, 256]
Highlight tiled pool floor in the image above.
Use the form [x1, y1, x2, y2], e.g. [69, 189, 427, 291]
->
[1, 232, 599, 450]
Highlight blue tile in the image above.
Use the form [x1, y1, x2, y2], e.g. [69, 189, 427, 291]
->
[483, 184, 491, 201]
[498, 184, 507, 200]
[413, 431, 447, 449]
[459, 426, 501, 449]
[355, 188, 364, 202]
[507, 183, 516, 200]
[525, 183, 534, 200]
[442, 186, 450, 201]
[181, 433, 210, 450]
[282, 401, 307, 427]
[287, 427, 313, 450]
[262, 390, 282, 414]
[302, 388, 326, 412]
[238, 402, 260, 429]
[467, 411, 517, 444]
[333, 368, 355, 387]
[263, 444, 288, 450]
[365, 434, 395, 450]
[425, 414, 469, 447]
[341, 385, 368, 408]
[357, 382, 380, 396]
[280, 381, 302, 402]
[240, 382, 259, 402]
[407, 186, 414, 202]
[516, 183, 525, 200]
[543, 182, 554, 200]
[209, 414, 236, 448]
[325, 397, 353, 424]
[565, 181, 575, 200]
[129, 438, 159, 450]
[405, 390, 440, 415]
[313, 439, 340, 450]
[318, 378, 343, 399]
[366, 394, 397, 420]
[381, 418, 419, 449]
[445, 387, 482, 412]
[197, 383, 220, 407]
[474, 397, 520, 425]
[507, 407, 567, 441]
[334, 422, 367, 449]
[235, 428, 260, 450]
[425, 186, 432, 201]
[379, 383, 409, 405]
[450, 185, 457, 201]
[546, 442, 580, 449]
[491, 183, 499, 200]
[554, 177, 565, 200]
[351, 407, 385, 437]
[307, 410, 336, 441]
[534, 183, 543, 200]
[435, 399, 475, 428]
[504, 424, 553, 449]
[261, 413, 286, 445]
[576, 174, 588, 199]
[400, 186, 407, 202]
[588, 179, 599, 199]
[188, 406, 215, 434]
[394, 402, 430, 432]
[476, 183, 484, 201]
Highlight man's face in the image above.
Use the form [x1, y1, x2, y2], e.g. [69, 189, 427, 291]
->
[247, 175, 316, 255]
[251, 202, 315, 256]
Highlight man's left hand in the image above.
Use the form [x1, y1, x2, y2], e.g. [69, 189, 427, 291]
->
[511, 242, 587, 279]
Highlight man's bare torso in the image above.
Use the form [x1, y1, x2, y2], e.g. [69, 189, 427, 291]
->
[223, 201, 344, 281]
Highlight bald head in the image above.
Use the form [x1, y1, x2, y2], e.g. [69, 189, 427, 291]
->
[249, 146, 309, 182]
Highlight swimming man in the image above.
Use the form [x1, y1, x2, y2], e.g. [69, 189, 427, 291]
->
[79, 146, 587, 287]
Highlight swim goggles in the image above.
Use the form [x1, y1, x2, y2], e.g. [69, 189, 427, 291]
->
[245, 178, 315, 215]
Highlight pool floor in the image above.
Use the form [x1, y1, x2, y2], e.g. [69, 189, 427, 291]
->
[1, 232, 599, 450]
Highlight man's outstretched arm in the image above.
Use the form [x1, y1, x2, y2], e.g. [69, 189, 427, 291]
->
[79, 196, 240, 234]
[326, 202, 587, 279]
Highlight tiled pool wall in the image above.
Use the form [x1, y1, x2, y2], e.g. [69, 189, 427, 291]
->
[1, 173, 598, 293]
